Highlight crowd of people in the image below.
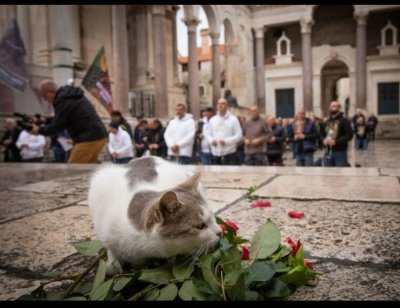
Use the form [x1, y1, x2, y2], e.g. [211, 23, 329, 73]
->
[0, 80, 379, 168]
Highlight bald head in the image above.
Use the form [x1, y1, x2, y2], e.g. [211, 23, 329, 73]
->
[249, 105, 260, 119]
[329, 101, 341, 116]
[217, 98, 228, 116]
[38, 80, 60, 104]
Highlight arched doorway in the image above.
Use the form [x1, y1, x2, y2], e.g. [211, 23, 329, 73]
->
[320, 59, 349, 116]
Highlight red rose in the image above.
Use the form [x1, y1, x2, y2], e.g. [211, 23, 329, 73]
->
[285, 237, 301, 256]
[304, 259, 314, 270]
[241, 245, 250, 260]
[220, 220, 239, 235]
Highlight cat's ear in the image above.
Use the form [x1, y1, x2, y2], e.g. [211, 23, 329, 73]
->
[177, 172, 202, 192]
[158, 191, 182, 216]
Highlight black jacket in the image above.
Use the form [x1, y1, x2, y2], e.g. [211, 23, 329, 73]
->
[323, 112, 353, 152]
[39, 86, 107, 143]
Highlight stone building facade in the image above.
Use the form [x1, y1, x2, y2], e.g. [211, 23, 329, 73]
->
[0, 5, 399, 136]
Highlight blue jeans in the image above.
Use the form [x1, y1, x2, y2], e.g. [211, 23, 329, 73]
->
[324, 150, 350, 167]
[296, 152, 314, 166]
[200, 152, 212, 165]
[114, 157, 132, 164]
[169, 155, 192, 165]
[355, 137, 368, 150]
[52, 145, 68, 163]
[245, 153, 266, 166]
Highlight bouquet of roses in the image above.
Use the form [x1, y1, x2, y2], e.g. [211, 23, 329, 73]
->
[20, 218, 319, 301]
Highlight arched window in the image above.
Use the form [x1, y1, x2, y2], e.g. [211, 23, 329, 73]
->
[274, 31, 293, 65]
[385, 28, 393, 46]
[381, 20, 397, 47]
[281, 40, 287, 55]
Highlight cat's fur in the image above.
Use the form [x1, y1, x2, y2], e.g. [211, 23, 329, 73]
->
[88, 156, 221, 274]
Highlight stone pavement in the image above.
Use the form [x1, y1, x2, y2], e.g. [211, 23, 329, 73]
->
[0, 140, 399, 301]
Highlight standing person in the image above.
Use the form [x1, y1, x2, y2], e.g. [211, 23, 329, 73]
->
[204, 98, 243, 165]
[32, 80, 108, 164]
[147, 119, 167, 158]
[1, 118, 22, 162]
[51, 130, 72, 163]
[16, 128, 46, 162]
[366, 113, 378, 142]
[196, 107, 214, 165]
[107, 121, 134, 164]
[323, 101, 353, 167]
[354, 116, 368, 150]
[164, 103, 196, 165]
[265, 116, 285, 166]
[242, 106, 272, 166]
[134, 119, 149, 158]
[111, 110, 133, 140]
[289, 109, 318, 166]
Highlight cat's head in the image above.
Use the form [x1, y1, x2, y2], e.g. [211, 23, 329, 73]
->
[145, 172, 222, 257]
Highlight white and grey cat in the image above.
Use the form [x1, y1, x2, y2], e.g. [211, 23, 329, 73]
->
[88, 156, 221, 274]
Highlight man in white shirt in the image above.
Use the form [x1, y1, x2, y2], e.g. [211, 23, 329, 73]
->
[16, 128, 46, 162]
[204, 98, 243, 165]
[108, 121, 134, 164]
[164, 103, 195, 165]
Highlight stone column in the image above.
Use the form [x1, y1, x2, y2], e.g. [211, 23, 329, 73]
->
[16, 5, 31, 64]
[146, 7, 155, 80]
[172, 5, 180, 83]
[300, 18, 314, 112]
[355, 11, 368, 110]
[186, 18, 200, 120]
[30, 5, 51, 66]
[255, 27, 266, 113]
[211, 32, 221, 111]
[152, 5, 169, 118]
[135, 7, 147, 86]
[70, 5, 83, 66]
[50, 5, 73, 85]
[112, 5, 130, 115]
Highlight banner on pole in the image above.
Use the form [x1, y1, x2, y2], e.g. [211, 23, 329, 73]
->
[81, 46, 113, 113]
[0, 18, 28, 92]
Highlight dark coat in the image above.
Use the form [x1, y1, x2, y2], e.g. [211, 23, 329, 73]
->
[289, 118, 317, 154]
[39, 86, 107, 143]
[266, 124, 284, 156]
[323, 112, 353, 152]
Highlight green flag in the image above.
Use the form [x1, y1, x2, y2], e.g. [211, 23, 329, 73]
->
[81, 46, 113, 113]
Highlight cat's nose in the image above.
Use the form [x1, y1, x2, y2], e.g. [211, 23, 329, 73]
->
[216, 230, 222, 238]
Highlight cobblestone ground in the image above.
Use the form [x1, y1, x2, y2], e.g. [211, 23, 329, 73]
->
[0, 140, 399, 300]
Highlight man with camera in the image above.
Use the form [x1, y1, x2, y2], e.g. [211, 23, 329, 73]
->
[31, 80, 108, 163]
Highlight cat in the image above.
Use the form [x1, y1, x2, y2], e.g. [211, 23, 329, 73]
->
[88, 156, 222, 275]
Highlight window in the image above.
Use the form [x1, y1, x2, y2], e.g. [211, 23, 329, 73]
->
[199, 85, 205, 97]
[281, 40, 287, 55]
[378, 82, 399, 115]
[182, 63, 188, 72]
[275, 88, 295, 118]
[385, 29, 393, 46]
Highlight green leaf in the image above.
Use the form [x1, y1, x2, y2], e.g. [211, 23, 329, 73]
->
[279, 264, 315, 287]
[65, 296, 88, 301]
[172, 255, 194, 281]
[198, 254, 220, 294]
[221, 247, 243, 285]
[245, 291, 259, 301]
[46, 292, 61, 300]
[231, 236, 249, 245]
[90, 259, 106, 298]
[244, 261, 276, 287]
[90, 279, 113, 301]
[275, 261, 291, 274]
[250, 219, 281, 260]
[192, 277, 215, 295]
[139, 267, 174, 284]
[72, 240, 104, 256]
[113, 277, 132, 292]
[262, 278, 292, 298]
[111, 260, 123, 275]
[179, 280, 207, 301]
[219, 238, 232, 251]
[73, 281, 93, 295]
[226, 273, 246, 300]
[143, 288, 160, 300]
[156, 284, 178, 301]
[17, 295, 37, 301]
[42, 271, 62, 278]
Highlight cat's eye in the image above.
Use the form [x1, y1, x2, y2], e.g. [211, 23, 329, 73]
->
[196, 223, 207, 230]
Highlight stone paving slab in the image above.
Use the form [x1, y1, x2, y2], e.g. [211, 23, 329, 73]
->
[0, 191, 85, 224]
[200, 172, 274, 189]
[0, 206, 95, 272]
[220, 199, 400, 265]
[256, 175, 400, 202]
[10, 174, 92, 196]
[261, 166, 381, 177]
[204, 188, 247, 212]
[286, 263, 400, 301]
[380, 168, 400, 177]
